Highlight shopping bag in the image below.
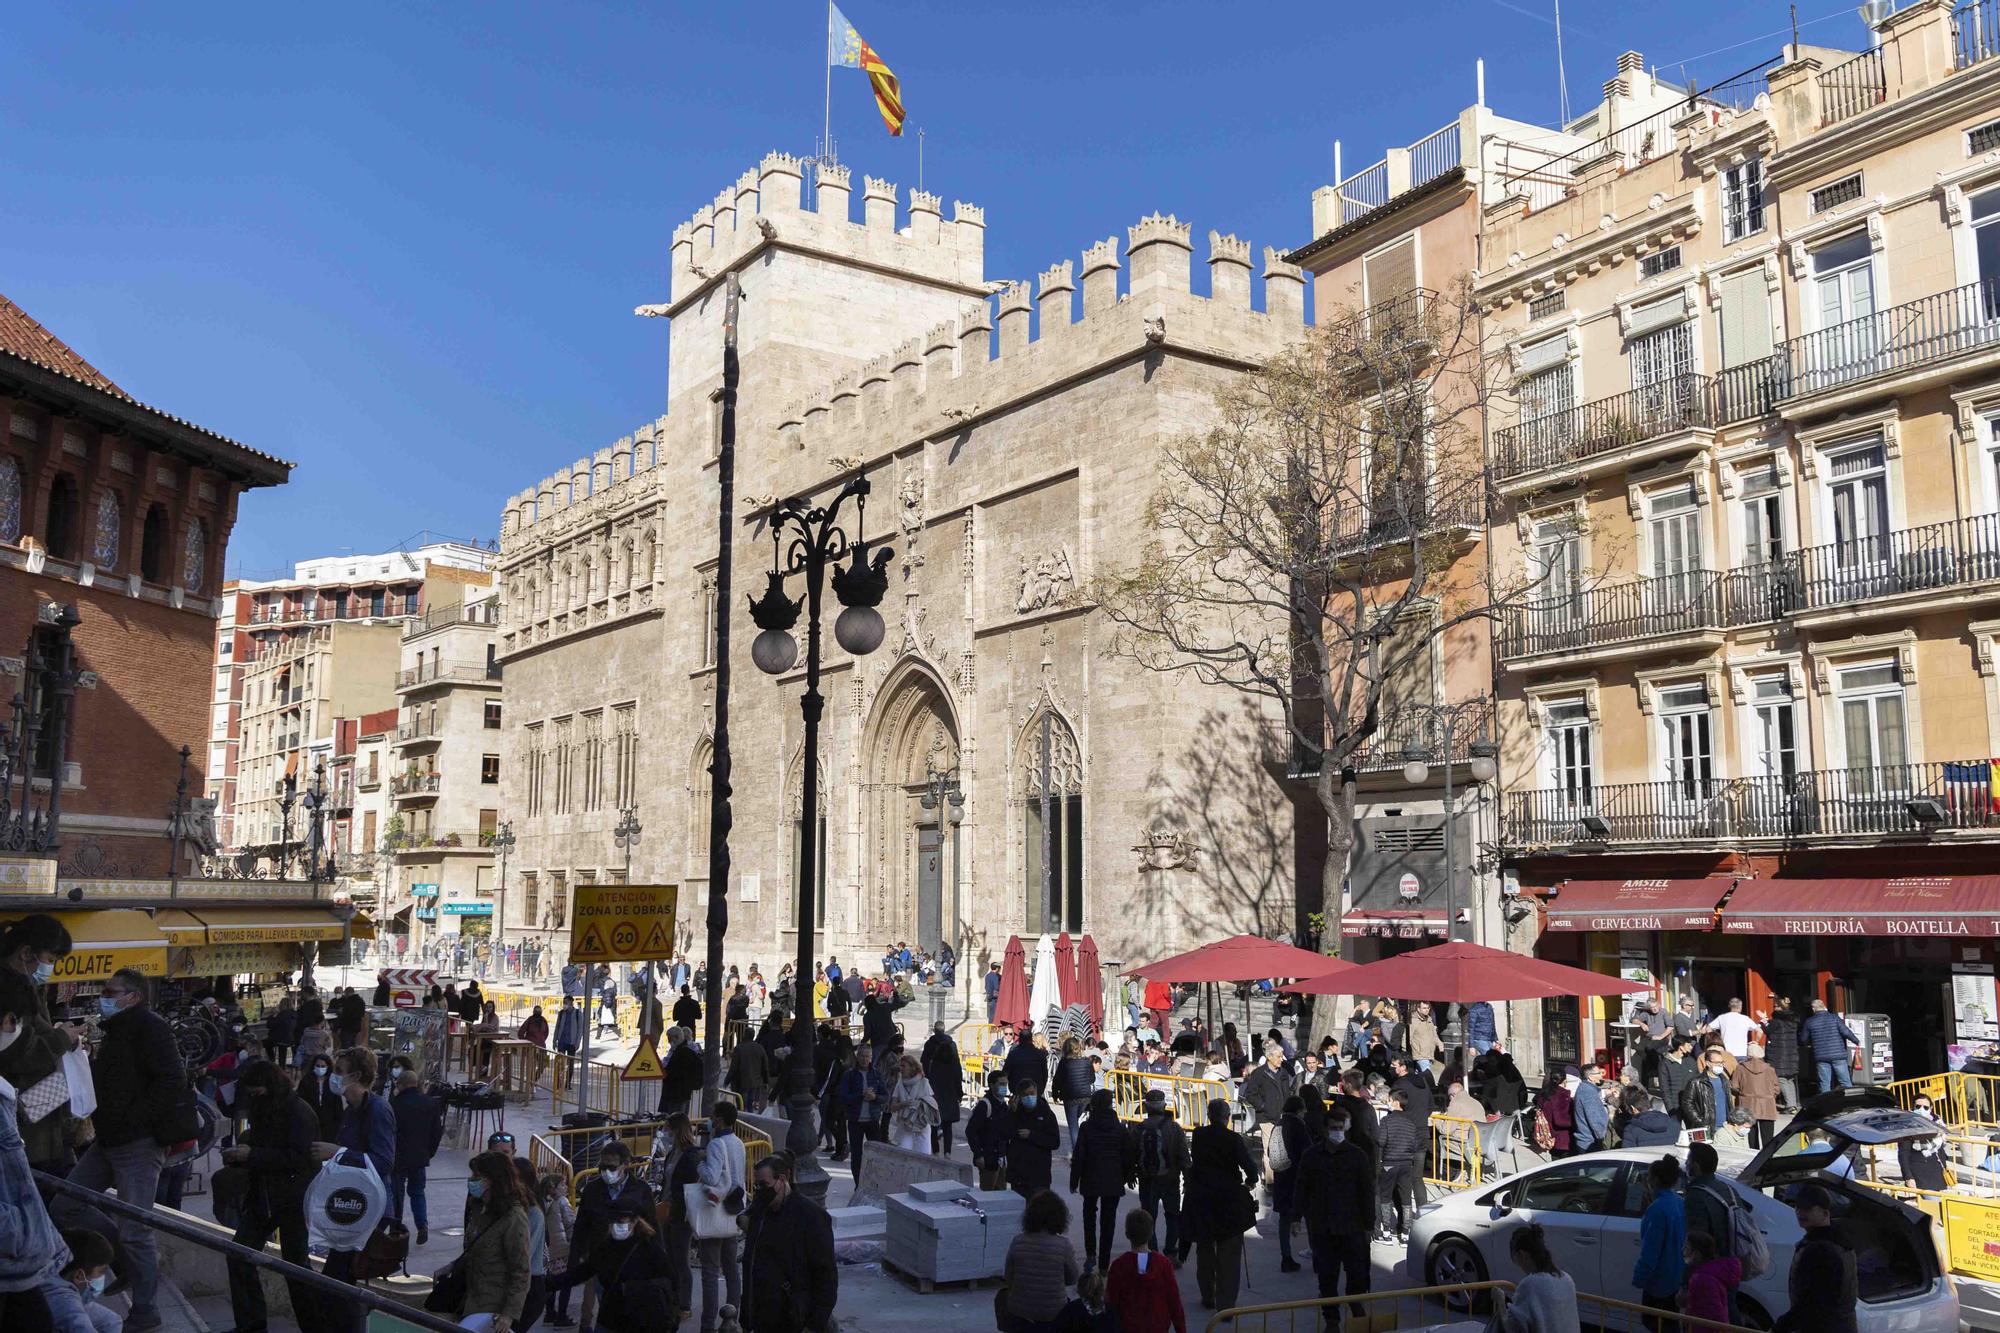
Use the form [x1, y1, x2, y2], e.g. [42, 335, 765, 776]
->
[306, 1153, 388, 1253]
[683, 1183, 736, 1240]
[62, 1048, 94, 1119]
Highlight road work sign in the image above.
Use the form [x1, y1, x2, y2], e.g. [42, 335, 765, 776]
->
[569, 884, 678, 963]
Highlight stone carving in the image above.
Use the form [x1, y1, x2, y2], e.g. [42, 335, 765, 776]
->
[182, 797, 221, 856]
[1015, 547, 1075, 613]
[756, 216, 778, 242]
[898, 474, 925, 535]
[1133, 829, 1200, 871]
[1144, 315, 1166, 345]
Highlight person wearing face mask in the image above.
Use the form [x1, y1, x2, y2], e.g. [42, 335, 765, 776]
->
[655, 1115, 702, 1320]
[1297, 1106, 1373, 1319]
[218, 1059, 319, 1333]
[68, 969, 181, 1333]
[571, 1141, 655, 1333]
[454, 1151, 532, 1333]
[693, 1103, 745, 1333]
[543, 1201, 673, 1333]
[389, 1070, 446, 1244]
[310, 1047, 396, 1326]
[740, 1152, 836, 1333]
[0, 971, 76, 1333]
[57, 1230, 118, 1333]
[1001, 1077, 1061, 1200]
[299, 1056, 343, 1141]
[0, 916, 84, 1172]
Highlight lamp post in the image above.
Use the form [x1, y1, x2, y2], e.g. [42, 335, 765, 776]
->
[918, 767, 964, 985]
[750, 473, 892, 1184]
[277, 772, 298, 880]
[1400, 706, 1499, 942]
[302, 757, 327, 983]
[491, 821, 516, 973]
[168, 744, 191, 899]
[613, 806, 644, 1027]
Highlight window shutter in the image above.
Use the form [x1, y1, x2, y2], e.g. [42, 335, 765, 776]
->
[1718, 269, 1774, 369]
[1518, 334, 1569, 376]
[1626, 291, 1690, 338]
[1364, 237, 1417, 304]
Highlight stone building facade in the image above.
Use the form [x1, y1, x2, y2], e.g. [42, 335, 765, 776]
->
[493, 154, 1310, 978]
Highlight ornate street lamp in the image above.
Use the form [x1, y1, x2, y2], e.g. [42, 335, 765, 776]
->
[919, 766, 965, 990]
[1399, 709, 1499, 942]
[750, 473, 892, 1178]
[612, 806, 646, 1020]
[491, 821, 516, 969]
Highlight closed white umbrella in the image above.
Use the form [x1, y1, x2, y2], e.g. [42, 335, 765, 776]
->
[1028, 933, 1062, 1039]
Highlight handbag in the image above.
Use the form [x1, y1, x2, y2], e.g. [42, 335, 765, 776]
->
[18, 1067, 68, 1124]
[425, 1219, 498, 1314]
[683, 1183, 737, 1240]
[352, 1218, 411, 1280]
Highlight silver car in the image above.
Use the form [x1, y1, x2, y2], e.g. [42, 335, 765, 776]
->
[1405, 1093, 1959, 1330]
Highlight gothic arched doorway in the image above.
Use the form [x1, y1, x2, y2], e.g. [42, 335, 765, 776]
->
[860, 661, 961, 949]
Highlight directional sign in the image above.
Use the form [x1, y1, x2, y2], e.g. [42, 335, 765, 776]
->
[569, 884, 678, 963]
[622, 1036, 665, 1081]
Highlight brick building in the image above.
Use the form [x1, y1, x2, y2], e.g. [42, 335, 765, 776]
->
[0, 293, 289, 879]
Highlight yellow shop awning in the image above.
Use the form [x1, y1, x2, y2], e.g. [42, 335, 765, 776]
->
[192, 907, 349, 945]
[0, 909, 169, 979]
[349, 912, 376, 941]
[152, 909, 208, 947]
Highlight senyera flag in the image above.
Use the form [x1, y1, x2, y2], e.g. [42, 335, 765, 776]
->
[829, 2, 905, 136]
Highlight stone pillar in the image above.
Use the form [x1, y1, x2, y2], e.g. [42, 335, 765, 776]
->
[923, 320, 956, 380]
[1127, 213, 1192, 307]
[996, 282, 1032, 356]
[1881, 0, 1956, 100]
[909, 189, 942, 244]
[759, 152, 805, 214]
[1080, 236, 1121, 318]
[1037, 261, 1074, 334]
[817, 163, 852, 221]
[952, 201, 985, 261]
[734, 169, 760, 224]
[863, 176, 897, 231]
[1208, 232, 1252, 308]
[1764, 58, 1825, 146]
[1264, 247, 1306, 324]
[957, 302, 991, 366]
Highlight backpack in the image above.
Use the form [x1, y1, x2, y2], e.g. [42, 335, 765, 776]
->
[1698, 1179, 1772, 1279]
[1138, 1119, 1166, 1178]
[1267, 1122, 1293, 1174]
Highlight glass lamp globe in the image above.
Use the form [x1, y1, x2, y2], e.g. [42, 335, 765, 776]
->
[1469, 754, 1498, 783]
[751, 627, 799, 675]
[834, 604, 886, 656]
[1402, 760, 1430, 786]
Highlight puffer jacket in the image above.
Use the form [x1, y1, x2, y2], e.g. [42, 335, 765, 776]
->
[1053, 1055, 1094, 1105]
[1068, 1106, 1134, 1199]
[91, 1001, 183, 1149]
[0, 1077, 67, 1290]
[1763, 1012, 1801, 1077]
[462, 1204, 531, 1320]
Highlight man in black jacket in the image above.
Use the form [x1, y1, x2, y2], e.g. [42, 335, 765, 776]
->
[859, 987, 907, 1058]
[1658, 1036, 1700, 1120]
[1773, 1183, 1859, 1333]
[742, 1151, 837, 1333]
[673, 985, 702, 1033]
[332, 986, 367, 1050]
[1001, 1025, 1049, 1094]
[660, 1026, 703, 1117]
[1331, 1070, 1379, 1170]
[1762, 997, 1802, 1109]
[387, 1069, 445, 1242]
[68, 968, 181, 1332]
[963, 1071, 1010, 1191]
[1375, 1090, 1421, 1244]
[221, 1059, 321, 1333]
[1298, 1106, 1374, 1315]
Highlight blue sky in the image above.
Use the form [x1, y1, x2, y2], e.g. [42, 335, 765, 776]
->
[2, 2, 1871, 577]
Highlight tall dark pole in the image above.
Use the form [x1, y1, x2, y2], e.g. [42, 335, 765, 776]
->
[168, 744, 190, 899]
[790, 552, 826, 1164]
[700, 272, 740, 1104]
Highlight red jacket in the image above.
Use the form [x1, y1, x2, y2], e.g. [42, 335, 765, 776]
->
[1105, 1248, 1187, 1333]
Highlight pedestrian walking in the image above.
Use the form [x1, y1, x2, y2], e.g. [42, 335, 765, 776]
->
[1053, 1038, 1095, 1147]
[1501, 1225, 1581, 1333]
[740, 1151, 837, 1333]
[1003, 1080, 1061, 1200]
[986, 963, 1003, 1024]
[1131, 1089, 1188, 1260]
[920, 1022, 964, 1157]
[537, 1175, 576, 1329]
[659, 1028, 702, 1119]
[1761, 998, 1801, 1110]
[725, 1029, 773, 1113]
[264, 997, 298, 1068]
[966, 1072, 1011, 1192]
[1267, 1096, 1310, 1273]
[1067, 1090, 1133, 1273]
[1571, 1063, 1610, 1153]
[1183, 1099, 1256, 1314]
[840, 1045, 890, 1187]
[66, 969, 181, 1333]
[0, 975, 70, 1331]
[1901, 1095, 1950, 1191]
[1001, 1190, 1080, 1333]
[569, 1141, 655, 1333]
[1771, 1182, 1858, 1333]
[1680, 1232, 1741, 1328]
[1103, 1208, 1185, 1333]
[543, 1200, 675, 1333]
[1297, 1103, 1372, 1320]
[455, 1151, 533, 1333]
[1631, 1155, 1686, 1330]
[887, 1053, 939, 1154]
[388, 1069, 445, 1243]
[653, 1114, 700, 1318]
[218, 1058, 321, 1333]
[693, 1103, 744, 1333]
[1731, 1044, 1780, 1147]
[310, 1045, 396, 1330]
[1374, 1089, 1420, 1243]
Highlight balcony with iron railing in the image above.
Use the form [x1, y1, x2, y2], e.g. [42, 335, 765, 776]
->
[356, 766, 382, 791]
[397, 661, 502, 690]
[1284, 695, 1496, 781]
[390, 771, 440, 797]
[1498, 567, 1786, 665]
[1332, 484, 1486, 556]
[1493, 373, 1716, 484]
[396, 719, 443, 745]
[1506, 758, 2000, 847]
[1326, 122, 1463, 228]
[1818, 47, 1887, 125]
[403, 599, 502, 640]
[1787, 511, 2000, 618]
[1767, 279, 2000, 404]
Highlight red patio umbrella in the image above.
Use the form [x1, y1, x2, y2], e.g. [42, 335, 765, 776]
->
[1054, 932, 1078, 1008]
[1281, 940, 1647, 1003]
[1076, 934, 1103, 1031]
[1127, 933, 1352, 983]
[993, 934, 1031, 1028]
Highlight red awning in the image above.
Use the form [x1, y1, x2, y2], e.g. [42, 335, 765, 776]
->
[1718, 876, 2000, 938]
[1341, 909, 1447, 940]
[1544, 879, 1731, 933]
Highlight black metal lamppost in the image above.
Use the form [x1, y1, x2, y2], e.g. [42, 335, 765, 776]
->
[748, 474, 892, 1172]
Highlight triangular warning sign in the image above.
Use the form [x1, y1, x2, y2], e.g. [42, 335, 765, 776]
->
[577, 924, 606, 958]
[622, 1036, 665, 1081]
[641, 920, 671, 956]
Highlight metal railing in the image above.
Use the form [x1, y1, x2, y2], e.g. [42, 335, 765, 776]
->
[1715, 355, 1783, 422]
[1210, 1282, 1757, 1333]
[398, 662, 500, 688]
[1351, 696, 1497, 773]
[1505, 757, 2000, 845]
[1408, 122, 1462, 189]
[1791, 512, 2000, 611]
[1495, 372, 1714, 478]
[1334, 159, 1388, 222]
[1330, 482, 1484, 552]
[1958, 0, 2000, 67]
[1498, 567, 1734, 658]
[396, 719, 441, 742]
[1426, 1115, 1489, 1189]
[1775, 278, 2000, 399]
[1820, 46, 1887, 124]
[404, 598, 502, 638]
[391, 771, 440, 795]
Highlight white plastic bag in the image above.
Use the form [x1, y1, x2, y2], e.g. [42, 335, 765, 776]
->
[306, 1154, 388, 1253]
[62, 1048, 94, 1119]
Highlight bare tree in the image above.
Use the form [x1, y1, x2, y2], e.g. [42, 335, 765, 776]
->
[1099, 279, 1540, 958]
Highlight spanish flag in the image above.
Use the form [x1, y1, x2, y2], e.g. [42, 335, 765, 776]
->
[829, 3, 905, 137]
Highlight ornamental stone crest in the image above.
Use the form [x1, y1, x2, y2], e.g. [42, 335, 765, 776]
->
[1133, 828, 1200, 871]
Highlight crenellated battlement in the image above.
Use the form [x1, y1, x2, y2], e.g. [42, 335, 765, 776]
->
[766, 216, 1310, 479]
[665, 153, 986, 308]
[499, 413, 680, 545]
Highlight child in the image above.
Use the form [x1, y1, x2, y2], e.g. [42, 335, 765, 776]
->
[1680, 1231, 1741, 1327]
[1104, 1208, 1187, 1333]
[1055, 1269, 1117, 1332]
[59, 1230, 120, 1333]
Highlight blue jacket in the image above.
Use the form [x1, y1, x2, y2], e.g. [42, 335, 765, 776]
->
[335, 1090, 396, 1180]
[841, 1065, 889, 1122]
[1465, 1002, 1497, 1046]
[390, 1088, 445, 1172]
[1571, 1079, 1609, 1150]
[553, 1004, 584, 1052]
[1632, 1190, 1687, 1298]
[1802, 1010, 1860, 1058]
[825, 962, 842, 986]
[0, 1079, 66, 1291]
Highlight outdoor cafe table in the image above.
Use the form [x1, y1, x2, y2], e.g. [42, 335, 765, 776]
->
[488, 1038, 540, 1103]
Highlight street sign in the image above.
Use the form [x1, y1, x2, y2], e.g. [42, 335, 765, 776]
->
[1398, 872, 1421, 901]
[569, 884, 678, 963]
[622, 1036, 665, 1081]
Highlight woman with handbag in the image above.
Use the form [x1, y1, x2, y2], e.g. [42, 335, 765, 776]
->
[0, 915, 82, 1173]
[886, 1053, 937, 1154]
[536, 1175, 575, 1329]
[442, 1151, 532, 1333]
[543, 1201, 677, 1333]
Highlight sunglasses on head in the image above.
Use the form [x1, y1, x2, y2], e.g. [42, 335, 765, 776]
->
[489, 1133, 516, 1146]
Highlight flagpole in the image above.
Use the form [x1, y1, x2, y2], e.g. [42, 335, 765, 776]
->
[823, 0, 833, 167]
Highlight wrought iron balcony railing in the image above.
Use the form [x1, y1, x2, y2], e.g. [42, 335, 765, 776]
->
[1498, 568, 1764, 660]
[390, 772, 440, 796]
[1506, 759, 2000, 846]
[1495, 373, 1715, 480]
[1286, 696, 1496, 780]
[1774, 279, 2000, 400]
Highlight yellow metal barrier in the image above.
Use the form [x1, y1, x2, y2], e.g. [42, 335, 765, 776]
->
[1210, 1280, 1757, 1333]
[1102, 1068, 1229, 1126]
[1878, 1070, 2000, 1134]
[958, 1022, 1000, 1076]
[547, 1125, 773, 1205]
[1426, 1115, 1484, 1190]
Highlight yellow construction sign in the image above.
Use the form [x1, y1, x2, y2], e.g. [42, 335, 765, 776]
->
[569, 883, 678, 963]
[622, 1036, 665, 1082]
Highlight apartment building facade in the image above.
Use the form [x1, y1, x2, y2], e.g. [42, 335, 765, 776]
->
[211, 540, 493, 849]
[1475, 1, 2000, 1078]
[325, 708, 396, 916]
[390, 589, 503, 948]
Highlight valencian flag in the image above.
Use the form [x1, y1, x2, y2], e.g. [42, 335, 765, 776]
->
[829, 3, 905, 137]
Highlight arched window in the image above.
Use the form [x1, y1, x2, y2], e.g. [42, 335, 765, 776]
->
[688, 740, 713, 896]
[44, 474, 80, 561]
[1018, 709, 1085, 933]
[0, 459, 20, 543]
[140, 504, 169, 582]
[92, 491, 120, 569]
[787, 751, 828, 930]
[182, 518, 207, 592]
